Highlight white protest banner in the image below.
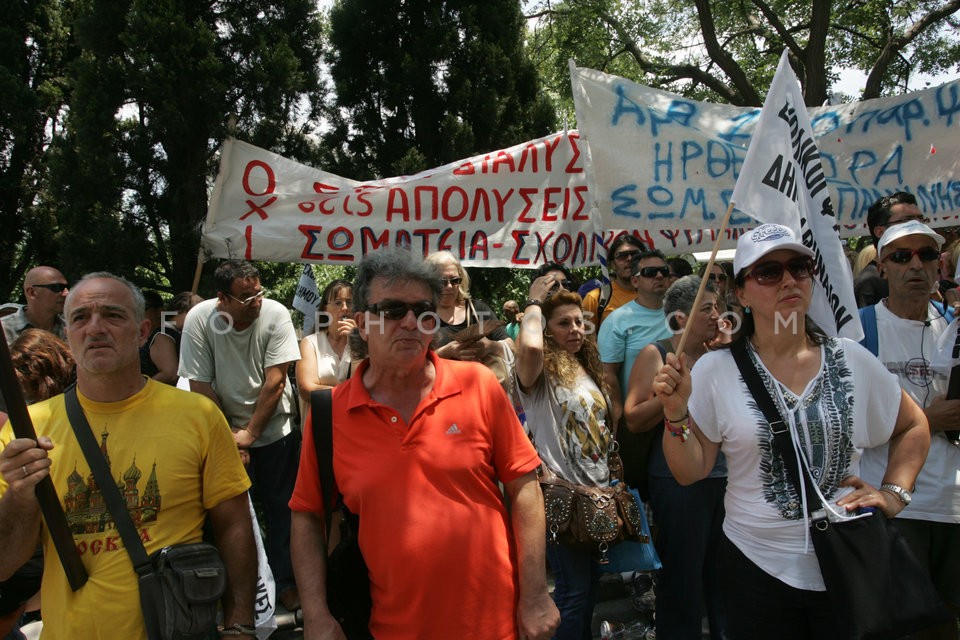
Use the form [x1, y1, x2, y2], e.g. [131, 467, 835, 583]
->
[292, 264, 321, 334]
[571, 61, 960, 253]
[202, 132, 601, 268]
[731, 50, 862, 340]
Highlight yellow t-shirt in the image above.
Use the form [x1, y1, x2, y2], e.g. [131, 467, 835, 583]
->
[581, 279, 637, 327]
[0, 379, 250, 640]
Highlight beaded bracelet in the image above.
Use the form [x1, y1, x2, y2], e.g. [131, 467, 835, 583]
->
[665, 418, 691, 443]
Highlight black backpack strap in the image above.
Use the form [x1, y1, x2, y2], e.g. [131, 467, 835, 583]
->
[729, 342, 820, 516]
[64, 386, 163, 639]
[596, 283, 613, 324]
[310, 389, 336, 529]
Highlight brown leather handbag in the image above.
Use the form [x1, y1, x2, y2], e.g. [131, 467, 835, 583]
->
[539, 448, 648, 562]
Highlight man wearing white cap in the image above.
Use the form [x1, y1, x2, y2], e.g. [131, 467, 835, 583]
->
[859, 220, 960, 634]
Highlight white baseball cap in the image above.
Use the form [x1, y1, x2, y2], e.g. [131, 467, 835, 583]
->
[733, 224, 814, 277]
[877, 219, 944, 255]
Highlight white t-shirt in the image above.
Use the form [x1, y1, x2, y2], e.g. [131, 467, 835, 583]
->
[690, 337, 901, 590]
[302, 330, 352, 385]
[519, 369, 612, 486]
[859, 301, 959, 523]
[178, 298, 301, 446]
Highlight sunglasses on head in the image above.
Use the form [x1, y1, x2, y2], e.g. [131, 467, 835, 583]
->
[636, 266, 670, 278]
[745, 257, 816, 286]
[366, 300, 437, 321]
[32, 283, 68, 294]
[881, 247, 940, 264]
[440, 277, 463, 287]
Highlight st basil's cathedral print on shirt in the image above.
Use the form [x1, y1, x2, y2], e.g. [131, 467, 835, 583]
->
[62, 428, 161, 535]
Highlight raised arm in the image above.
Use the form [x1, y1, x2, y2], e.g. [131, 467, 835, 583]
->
[515, 276, 557, 390]
[623, 344, 667, 433]
[652, 352, 720, 485]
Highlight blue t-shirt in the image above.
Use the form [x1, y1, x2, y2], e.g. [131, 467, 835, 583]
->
[598, 300, 671, 400]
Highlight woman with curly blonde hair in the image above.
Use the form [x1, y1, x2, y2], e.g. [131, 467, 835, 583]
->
[516, 275, 614, 640]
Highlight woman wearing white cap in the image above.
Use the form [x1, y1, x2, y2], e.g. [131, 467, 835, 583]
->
[651, 223, 930, 638]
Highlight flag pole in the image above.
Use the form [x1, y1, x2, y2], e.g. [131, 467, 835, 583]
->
[191, 255, 205, 295]
[675, 201, 736, 356]
[0, 309, 88, 591]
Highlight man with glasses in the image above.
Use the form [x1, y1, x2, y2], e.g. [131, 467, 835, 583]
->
[859, 221, 960, 636]
[582, 234, 647, 327]
[179, 259, 303, 613]
[1, 266, 69, 345]
[855, 192, 930, 308]
[598, 250, 673, 494]
[290, 248, 559, 639]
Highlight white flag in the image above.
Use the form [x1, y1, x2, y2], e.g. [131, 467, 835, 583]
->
[931, 315, 960, 374]
[292, 264, 321, 334]
[731, 50, 862, 340]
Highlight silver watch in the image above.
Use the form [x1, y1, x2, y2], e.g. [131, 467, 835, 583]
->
[880, 483, 912, 506]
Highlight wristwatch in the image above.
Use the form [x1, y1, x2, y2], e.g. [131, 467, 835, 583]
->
[880, 483, 912, 506]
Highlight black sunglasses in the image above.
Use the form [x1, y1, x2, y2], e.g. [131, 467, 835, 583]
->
[440, 277, 463, 287]
[708, 273, 728, 283]
[881, 247, 940, 264]
[636, 266, 670, 278]
[746, 257, 816, 286]
[556, 279, 574, 291]
[366, 300, 437, 321]
[32, 283, 69, 294]
[614, 249, 641, 261]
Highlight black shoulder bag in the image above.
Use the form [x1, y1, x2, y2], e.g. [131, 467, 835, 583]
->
[310, 389, 372, 640]
[65, 387, 227, 640]
[730, 341, 951, 639]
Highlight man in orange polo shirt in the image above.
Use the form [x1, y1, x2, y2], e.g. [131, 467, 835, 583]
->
[290, 249, 559, 640]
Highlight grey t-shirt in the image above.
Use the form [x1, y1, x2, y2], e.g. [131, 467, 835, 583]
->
[178, 298, 300, 446]
[519, 369, 612, 486]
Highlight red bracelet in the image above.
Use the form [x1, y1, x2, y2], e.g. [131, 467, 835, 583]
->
[665, 418, 690, 442]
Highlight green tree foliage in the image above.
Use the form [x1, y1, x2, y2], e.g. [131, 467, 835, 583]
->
[0, 0, 71, 301]
[321, 0, 558, 179]
[5, 0, 327, 296]
[528, 0, 960, 108]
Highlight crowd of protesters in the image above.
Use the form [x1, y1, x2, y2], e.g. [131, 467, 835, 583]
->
[0, 190, 959, 640]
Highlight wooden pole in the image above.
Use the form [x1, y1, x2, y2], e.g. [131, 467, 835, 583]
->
[675, 201, 737, 356]
[0, 310, 88, 591]
[190, 255, 205, 295]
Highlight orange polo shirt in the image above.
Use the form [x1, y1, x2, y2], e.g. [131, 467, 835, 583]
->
[291, 352, 540, 639]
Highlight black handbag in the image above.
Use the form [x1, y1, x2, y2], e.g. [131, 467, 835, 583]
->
[65, 387, 226, 640]
[310, 389, 372, 640]
[731, 341, 952, 639]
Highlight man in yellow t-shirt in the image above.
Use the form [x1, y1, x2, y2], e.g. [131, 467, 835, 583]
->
[0, 273, 257, 640]
[581, 234, 645, 329]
